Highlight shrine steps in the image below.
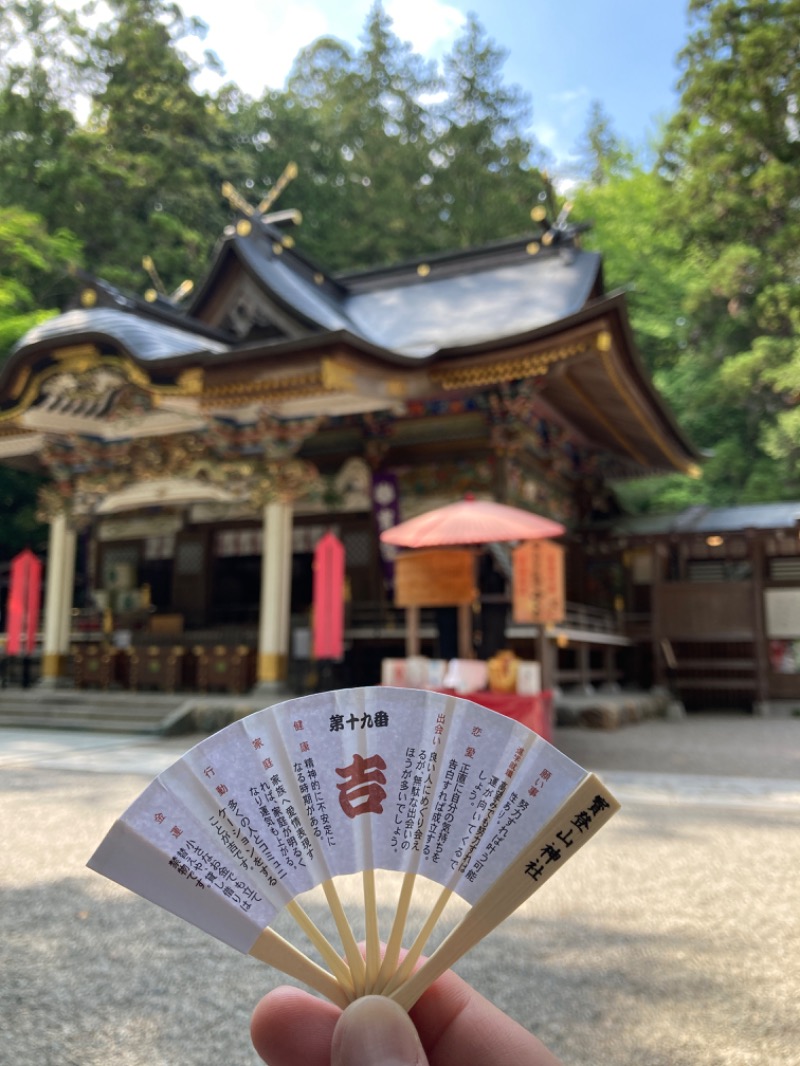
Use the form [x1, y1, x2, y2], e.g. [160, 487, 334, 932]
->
[554, 687, 677, 729]
[0, 688, 276, 735]
[0, 685, 675, 736]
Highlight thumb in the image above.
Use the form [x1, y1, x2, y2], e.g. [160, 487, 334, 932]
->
[332, 995, 429, 1066]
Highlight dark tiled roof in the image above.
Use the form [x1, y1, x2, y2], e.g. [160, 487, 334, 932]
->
[13, 229, 602, 364]
[195, 225, 601, 358]
[343, 250, 601, 357]
[605, 502, 800, 536]
[235, 238, 353, 333]
[12, 308, 229, 361]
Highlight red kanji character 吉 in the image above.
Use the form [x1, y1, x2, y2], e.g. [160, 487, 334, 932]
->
[335, 753, 388, 818]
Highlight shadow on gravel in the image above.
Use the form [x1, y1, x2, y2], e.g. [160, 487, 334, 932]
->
[2, 864, 796, 1066]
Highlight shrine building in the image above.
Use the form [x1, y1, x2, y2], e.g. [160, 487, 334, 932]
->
[0, 195, 700, 696]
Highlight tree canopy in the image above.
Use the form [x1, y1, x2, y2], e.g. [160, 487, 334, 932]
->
[576, 0, 800, 510]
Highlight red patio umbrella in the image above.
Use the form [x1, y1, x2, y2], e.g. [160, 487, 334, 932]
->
[380, 497, 565, 548]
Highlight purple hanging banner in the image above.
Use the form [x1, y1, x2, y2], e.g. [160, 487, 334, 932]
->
[372, 472, 400, 593]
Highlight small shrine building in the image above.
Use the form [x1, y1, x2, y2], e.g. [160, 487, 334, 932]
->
[0, 197, 700, 694]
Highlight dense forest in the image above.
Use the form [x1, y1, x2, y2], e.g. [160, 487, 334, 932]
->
[1, 0, 799, 555]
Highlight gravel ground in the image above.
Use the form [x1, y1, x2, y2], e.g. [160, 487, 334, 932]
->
[553, 711, 800, 780]
[1, 714, 799, 1066]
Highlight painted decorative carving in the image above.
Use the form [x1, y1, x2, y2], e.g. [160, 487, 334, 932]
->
[37, 427, 323, 517]
[207, 411, 321, 459]
[250, 459, 323, 507]
[332, 457, 372, 510]
[37, 367, 148, 419]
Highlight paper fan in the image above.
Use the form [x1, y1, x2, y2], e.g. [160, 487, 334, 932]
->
[88, 687, 619, 1010]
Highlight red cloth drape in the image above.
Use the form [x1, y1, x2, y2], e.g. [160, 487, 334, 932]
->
[313, 531, 345, 660]
[6, 548, 42, 655]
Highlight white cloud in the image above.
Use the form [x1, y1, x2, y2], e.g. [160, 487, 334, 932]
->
[530, 86, 592, 168]
[183, 0, 466, 96]
[183, 0, 333, 95]
[551, 87, 592, 109]
[59, 0, 465, 101]
[384, 0, 465, 55]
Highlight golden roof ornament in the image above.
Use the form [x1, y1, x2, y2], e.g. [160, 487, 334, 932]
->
[221, 162, 301, 227]
[258, 161, 298, 215]
[528, 187, 590, 252]
[221, 181, 255, 217]
[141, 254, 165, 294]
[141, 255, 193, 304]
[170, 279, 194, 303]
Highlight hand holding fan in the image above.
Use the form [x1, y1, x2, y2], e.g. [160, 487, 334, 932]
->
[89, 687, 619, 1009]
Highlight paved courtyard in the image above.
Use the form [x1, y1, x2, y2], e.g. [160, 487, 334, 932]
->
[1, 712, 798, 1066]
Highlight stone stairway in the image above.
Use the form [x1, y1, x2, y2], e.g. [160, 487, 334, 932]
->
[554, 686, 677, 728]
[0, 689, 190, 734]
[0, 687, 278, 735]
[0, 684, 675, 736]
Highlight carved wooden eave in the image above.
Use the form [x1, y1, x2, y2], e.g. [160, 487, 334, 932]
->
[0, 307, 699, 481]
[416, 293, 700, 476]
[198, 338, 433, 422]
[0, 342, 206, 448]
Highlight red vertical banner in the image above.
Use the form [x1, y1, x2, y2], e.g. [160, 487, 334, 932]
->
[6, 548, 43, 655]
[313, 531, 345, 660]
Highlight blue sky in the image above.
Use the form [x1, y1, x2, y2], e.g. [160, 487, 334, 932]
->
[177, 0, 693, 178]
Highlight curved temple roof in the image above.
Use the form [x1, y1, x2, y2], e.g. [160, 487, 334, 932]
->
[12, 308, 230, 362]
[601, 502, 800, 537]
[227, 227, 602, 357]
[11, 237, 601, 365]
[344, 251, 601, 358]
[3, 220, 700, 477]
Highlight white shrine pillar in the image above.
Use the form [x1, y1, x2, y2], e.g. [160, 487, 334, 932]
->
[40, 512, 77, 686]
[256, 500, 293, 689]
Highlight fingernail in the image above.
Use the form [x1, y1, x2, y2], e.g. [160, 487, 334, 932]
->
[332, 995, 427, 1066]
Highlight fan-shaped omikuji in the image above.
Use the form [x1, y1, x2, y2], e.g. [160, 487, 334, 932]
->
[88, 688, 618, 1010]
[379, 498, 566, 548]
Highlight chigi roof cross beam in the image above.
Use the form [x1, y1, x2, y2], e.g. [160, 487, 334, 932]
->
[221, 160, 302, 230]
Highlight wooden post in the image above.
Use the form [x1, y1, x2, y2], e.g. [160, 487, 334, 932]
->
[537, 628, 551, 692]
[651, 543, 667, 689]
[603, 646, 616, 688]
[577, 643, 591, 690]
[406, 606, 421, 656]
[750, 533, 770, 711]
[457, 603, 473, 659]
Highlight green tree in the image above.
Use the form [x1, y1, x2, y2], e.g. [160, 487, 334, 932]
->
[575, 100, 631, 186]
[659, 0, 800, 502]
[0, 206, 80, 362]
[0, 1, 87, 228]
[0, 206, 77, 561]
[277, 3, 441, 268]
[61, 0, 230, 291]
[573, 165, 696, 377]
[228, 6, 549, 269]
[572, 165, 710, 514]
[430, 14, 545, 248]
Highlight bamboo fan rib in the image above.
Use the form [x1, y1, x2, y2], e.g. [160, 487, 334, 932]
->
[88, 687, 619, 1009]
